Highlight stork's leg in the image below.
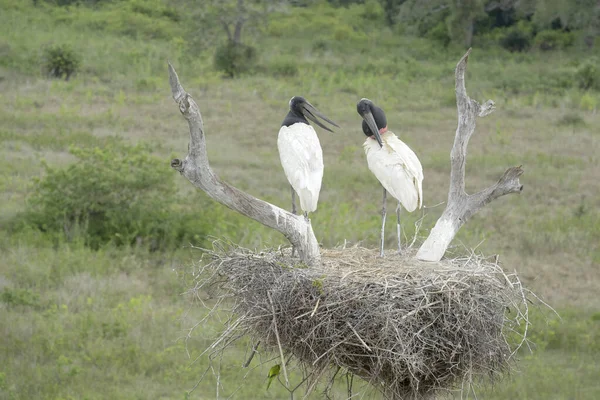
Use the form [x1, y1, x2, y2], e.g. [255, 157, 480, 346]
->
[380, 187, 387, 258]
[291, 186, 297, 215]
[396, 202, 402, 254]
[304, 211, 309, 222]
[291, 186, 297, 257]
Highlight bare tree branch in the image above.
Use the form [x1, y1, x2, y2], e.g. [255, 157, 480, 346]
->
[220, 17, 233, 42]
[416, 49, 524, 262]
[168, 63, 321, 265]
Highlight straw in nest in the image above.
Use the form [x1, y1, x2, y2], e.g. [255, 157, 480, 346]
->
[189, 244, 540, 399]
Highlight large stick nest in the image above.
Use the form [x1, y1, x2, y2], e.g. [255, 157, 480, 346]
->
[191, 244, 535, 399]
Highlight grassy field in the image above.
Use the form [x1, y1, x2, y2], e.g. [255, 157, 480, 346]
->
[0, 0, 599, 399]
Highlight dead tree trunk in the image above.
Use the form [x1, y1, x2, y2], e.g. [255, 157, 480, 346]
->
[167, 63, 320, 265]
[416, 49, 524, 262]
[167, 49, 521, 266]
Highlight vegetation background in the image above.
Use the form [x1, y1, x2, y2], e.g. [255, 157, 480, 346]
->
[0, 0, 598, 398]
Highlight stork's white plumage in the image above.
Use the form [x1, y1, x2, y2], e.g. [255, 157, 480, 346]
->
[278, 123, 324, 213]
[363, 132, 423, 212]
[357, 98, 424, 256]
[278, 96, 339, 220]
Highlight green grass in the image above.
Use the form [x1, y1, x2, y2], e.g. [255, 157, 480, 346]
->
[1, 0, 599, 398]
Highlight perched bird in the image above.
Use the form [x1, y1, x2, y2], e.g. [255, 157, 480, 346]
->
[266, 364, 281, 390]
[278, 96, 339, 220]
[356, 98, 423, 257]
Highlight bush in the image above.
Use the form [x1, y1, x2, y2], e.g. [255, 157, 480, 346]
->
[268, 57, 299, 77]
[214, 41, 257, 78]
[500, 29, 531, 52]
[426, 21, 451, 47]
[575, 59, 599, 90]
[558, 112, 586, 127]
[23, 143, 214, 250]
[534, 30, 575, 51]
[42, 44, 81, 80]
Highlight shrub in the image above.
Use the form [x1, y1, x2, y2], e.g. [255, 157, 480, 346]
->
[214, 41, 257, 78]
[426, 21, 451, 47]
[534, 30, 575, 51]
[558, 112, 586, 127]
[579, 93, 598, 111]
[268, 57, 299, 77]
[500, 29, 531, 52]
[42, 44, 81, 80]
[575, 59, 599, 90]
[23, 143, 214, 250]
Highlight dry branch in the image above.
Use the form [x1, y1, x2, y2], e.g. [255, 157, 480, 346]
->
[416, 49, 524, 262]
[167, 63, 320, 265]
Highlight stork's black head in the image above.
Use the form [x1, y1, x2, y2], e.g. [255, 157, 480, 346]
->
[282, 96, 339, 132]
[356, 98, 386, 147]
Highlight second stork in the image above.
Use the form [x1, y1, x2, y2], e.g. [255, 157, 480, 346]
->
[278, 96, 339, 221]
[357, 98, 424, 257]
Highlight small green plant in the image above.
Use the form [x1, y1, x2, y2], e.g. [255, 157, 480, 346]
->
[575, 59, 599, 90]
[213, 41, 257, 78]
[534, 30, 575, 51]
[1, 288, 41, 309]
[579, 92, 597, 111]
[42, 44, 81, 80]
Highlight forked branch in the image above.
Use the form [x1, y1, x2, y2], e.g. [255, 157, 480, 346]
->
[416, 49, 524, 262]
[168, 63, 320, 265]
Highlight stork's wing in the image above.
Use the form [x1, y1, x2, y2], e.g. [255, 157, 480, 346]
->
[364, 132, 423, 212]
[278, 124, 324, 212]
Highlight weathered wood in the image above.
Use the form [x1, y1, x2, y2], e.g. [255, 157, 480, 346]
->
[416, 49, 524, 262]
[168, 63, 320, 265]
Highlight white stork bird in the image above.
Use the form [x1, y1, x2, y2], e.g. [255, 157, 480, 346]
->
[278, 96, 339, 221]
[356, 98, 423, 257]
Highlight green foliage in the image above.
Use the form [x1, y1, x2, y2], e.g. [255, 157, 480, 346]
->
[579, 92, 598, 110]
[266, 2, 372, 44]
[45, 0, 182, 40]
[532, 0, 599, 31]
[267, 56, 299, 77]
[214, 41, 257, 77]
[21, 143, 213, 250]
[42, 44, 81, 80]
[499, 26, 532, 52]
[426, 21, 451, 47]
[524, 309, 600, 353]
[446, 0, 484, 46]
[1, 288, 41, 309]
[129, 0, 180, 22]
[396, 0, 450, 38]
[575, 59, 600, 90]
[534, 29, 575, 51]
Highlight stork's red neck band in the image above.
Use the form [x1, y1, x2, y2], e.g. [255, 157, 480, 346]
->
[379, 126, 388, 134]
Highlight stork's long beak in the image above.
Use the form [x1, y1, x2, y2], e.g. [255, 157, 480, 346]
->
[362, 110, 383, 147]
[301, 102, 339, 133]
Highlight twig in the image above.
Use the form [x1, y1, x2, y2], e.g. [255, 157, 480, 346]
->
[346, 322, 372, 352]
[267, 291, 290, 388]
[242, 341, 261, 368]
